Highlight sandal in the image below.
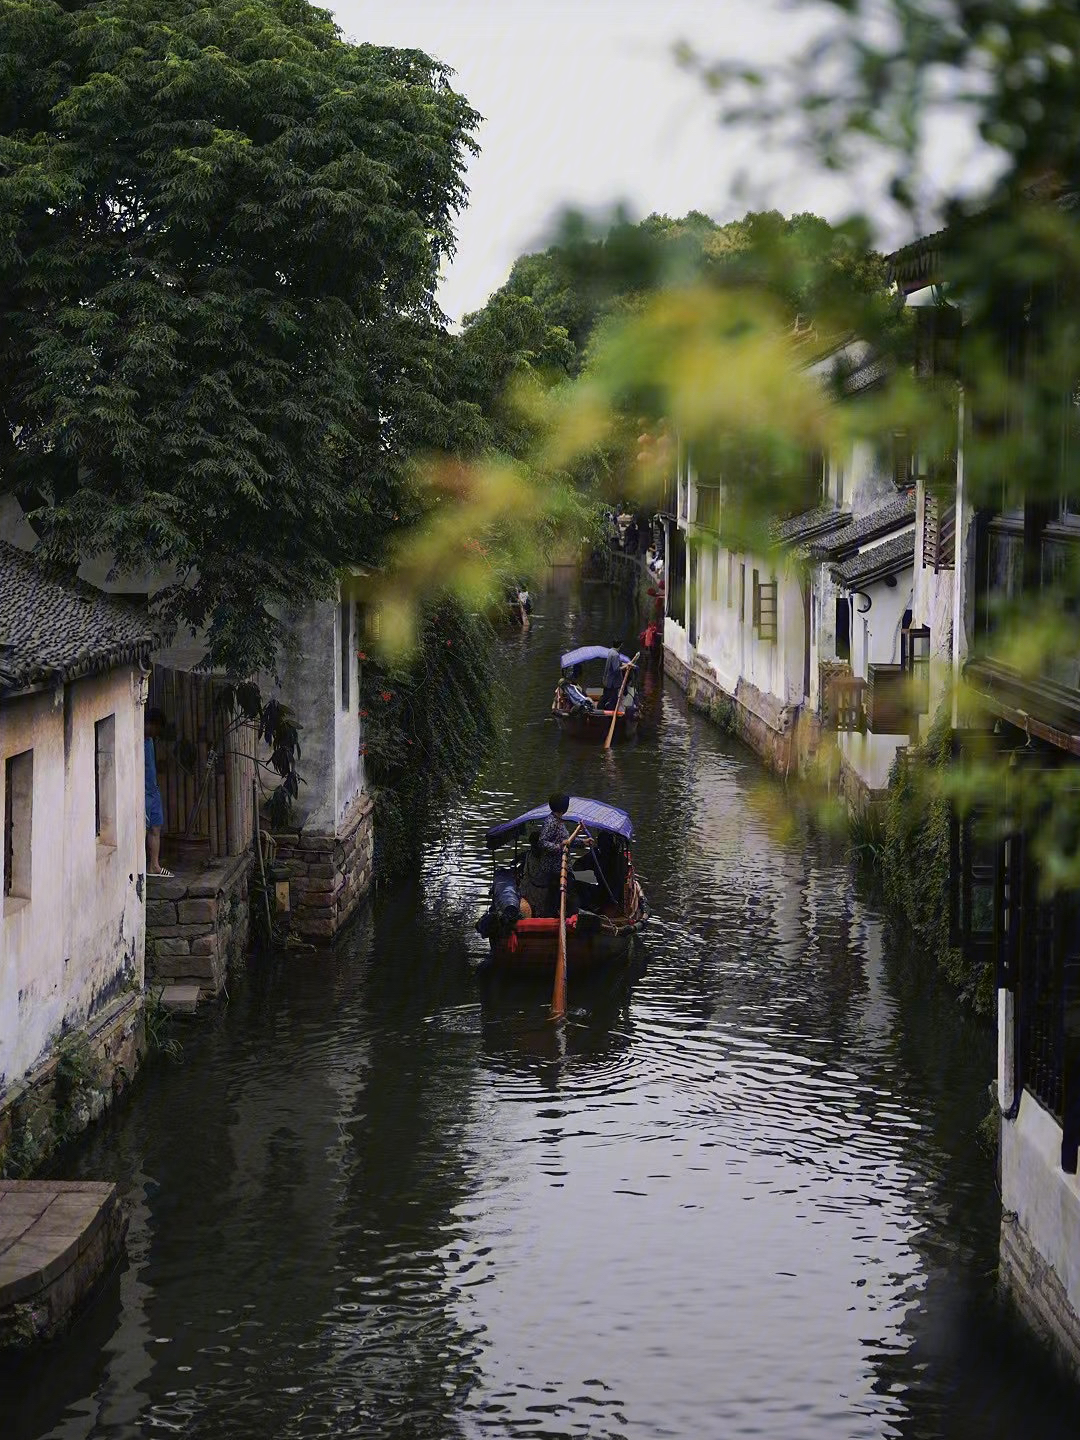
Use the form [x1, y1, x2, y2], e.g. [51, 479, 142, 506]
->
[150, 867, 175, 878]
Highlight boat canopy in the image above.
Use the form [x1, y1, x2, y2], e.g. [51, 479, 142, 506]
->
[486, 796, 634, 847]
[561, 645, 632, 670]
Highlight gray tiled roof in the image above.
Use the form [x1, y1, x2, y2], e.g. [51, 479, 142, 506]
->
[0, 541, 154, 695]
[807, 492, 916, 560]
[833, 531, 915, 587]
[772, 506, 852, 547]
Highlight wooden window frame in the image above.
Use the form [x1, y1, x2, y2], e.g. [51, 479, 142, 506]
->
[4, 749, 33, 903]
[757, 578, 778, 643]
[340, 598, 352, 712]
[94, 715, 117, 848]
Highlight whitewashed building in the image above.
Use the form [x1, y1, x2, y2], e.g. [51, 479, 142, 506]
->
[661, 344, 920, 796]
[0, 541, 153, 1125]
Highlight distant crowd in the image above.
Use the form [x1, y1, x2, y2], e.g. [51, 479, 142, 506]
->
[604, 506, 664, 578]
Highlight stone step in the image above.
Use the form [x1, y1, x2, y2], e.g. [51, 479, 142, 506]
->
[0, 1181, 126, 1345]
[156, 984, 202, 1015]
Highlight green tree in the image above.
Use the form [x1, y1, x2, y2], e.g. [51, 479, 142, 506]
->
[0, 0, 480, 675]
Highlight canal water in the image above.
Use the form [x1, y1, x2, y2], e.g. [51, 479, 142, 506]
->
[5, 570, 1079, 1439]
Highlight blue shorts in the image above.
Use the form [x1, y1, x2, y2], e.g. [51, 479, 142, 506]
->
[146, 787, 164, 828]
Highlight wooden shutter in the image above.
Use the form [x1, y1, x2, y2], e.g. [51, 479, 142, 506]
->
[758, 580, 778, 642]
[923, 489, 956, 571]
[865, 663, 910, 733]
[891, 431, 913, 490]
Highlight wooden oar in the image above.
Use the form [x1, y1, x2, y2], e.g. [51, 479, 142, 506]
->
[552, 822, 583, 1019]
[603, 652, 640, 750]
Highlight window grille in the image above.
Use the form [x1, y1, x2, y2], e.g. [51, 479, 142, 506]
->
[756, 579, 778, 642]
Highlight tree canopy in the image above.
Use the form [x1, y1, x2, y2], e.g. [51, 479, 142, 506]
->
[0, 0, 480, 674]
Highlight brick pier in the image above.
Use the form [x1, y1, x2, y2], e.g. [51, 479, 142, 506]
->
[145, 852, 252, 997]
[273, 792, 374, 939]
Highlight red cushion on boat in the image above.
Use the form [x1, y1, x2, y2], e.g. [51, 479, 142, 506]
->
[513, 915, 577, 931]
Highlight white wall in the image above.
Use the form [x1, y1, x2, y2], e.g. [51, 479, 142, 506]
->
[0, 668, 145, 1085]
[670, 461, 806, 712]
[912, 475, 973, 737]
[691, 543, 806, 708]
[274, 582, 363, 835]
[1002, 1094, 1080, 1325]
[849, 571, 912, 681]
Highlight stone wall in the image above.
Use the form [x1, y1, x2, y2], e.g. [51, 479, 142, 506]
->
[0, 992, 145, 1178]
[273, 791, 374, 940]
[145, 853, 252, 997]
[665, 645, 797, 773]
[1001, 1210, 1080, 1380]
[999, 1089, 1080, 1381]
[666, 643, 885, 817]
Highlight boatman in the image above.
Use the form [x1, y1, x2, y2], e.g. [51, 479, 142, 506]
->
[600, 645, 624, 710]
[535, 792, 572, 915]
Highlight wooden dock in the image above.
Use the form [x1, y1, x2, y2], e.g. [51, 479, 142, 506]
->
[0, 1181, 126, 1346]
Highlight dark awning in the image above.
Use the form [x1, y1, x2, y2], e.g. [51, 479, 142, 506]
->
[486, 796, 634, 847]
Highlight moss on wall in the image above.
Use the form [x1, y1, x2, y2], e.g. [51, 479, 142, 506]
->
[880, 705, 993, 1015]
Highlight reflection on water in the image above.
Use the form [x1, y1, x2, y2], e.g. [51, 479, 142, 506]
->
[3, 570, 1079, 1440]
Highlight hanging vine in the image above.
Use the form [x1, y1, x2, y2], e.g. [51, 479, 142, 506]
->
[359, 596, 505, 878]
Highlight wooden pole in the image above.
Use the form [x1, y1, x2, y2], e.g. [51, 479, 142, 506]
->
[603, 652, 640, 750]
[551, 823, 583, 1020]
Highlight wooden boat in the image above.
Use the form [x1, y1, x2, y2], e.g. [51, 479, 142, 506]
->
[476, 796, 648, 973]
[551, 645, 639, 742]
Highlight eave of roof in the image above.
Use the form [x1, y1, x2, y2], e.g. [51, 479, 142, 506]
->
[772, 506, 852, 548]
[808, 492, 916, 561]
[0, 541, 155, 697]
[832, 531, 915, 588]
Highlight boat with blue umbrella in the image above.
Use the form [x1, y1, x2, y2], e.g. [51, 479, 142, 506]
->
[551, 644, 640, 743]
[476, 795, 648, 976]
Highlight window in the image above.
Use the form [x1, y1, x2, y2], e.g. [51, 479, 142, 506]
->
[757, 579, 778, 643]
[95, 715, 117, 847]
[865, 664, 911, 733]
[891, 431, 913, 490]
[806, 450, 826, 501]
[834, 459, 845, 508]
[726, 552, 734, 608]
[738, 562, 746, 622]
[710, 548, 720, 605]
[751, 568, 760, 627]
[340, 598, 352, 711]
[4, 750, 33, 902]
[835, 597, 851, 662]
[696, 485, 721, 534]
[901, 625, 931, 714]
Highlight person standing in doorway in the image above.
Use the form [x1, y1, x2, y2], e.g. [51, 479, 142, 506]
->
[144, 707, 173, 878]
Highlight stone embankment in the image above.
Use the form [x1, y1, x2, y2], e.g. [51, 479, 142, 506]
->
[0, 1180, 126, 1346]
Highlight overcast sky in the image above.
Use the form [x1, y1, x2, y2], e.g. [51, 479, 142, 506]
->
[332, 0, 995, 325]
